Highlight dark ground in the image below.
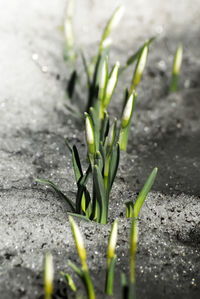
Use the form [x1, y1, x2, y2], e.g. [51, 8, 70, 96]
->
[0, 0, 200, 298]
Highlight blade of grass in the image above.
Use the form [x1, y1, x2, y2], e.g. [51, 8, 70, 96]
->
[35, 178, 75, 212]
[60, 272, 77, 292]
[67, 212, 91, 222]
[107, 143, 120, 195]
[72, 145, 83, 183]
[134, 167, 158, 218]
[66, 70, 77, 100]
[81, 50, 91, 87]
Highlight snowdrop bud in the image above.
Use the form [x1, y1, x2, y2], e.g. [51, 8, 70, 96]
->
[69, 216, 87, 268]
[64, 19, 74, 47]
[108, 6, 125, 32]
[132, 45, 148, 88]
[107, 220, 118, 266]
[44, 252, 54, 298]
[66, 0, 74, 19]
[173, 45, 183, 75]
[85, 113, 95, 155]
[104, 61, 120, 108]
[121, 92, 135, 128]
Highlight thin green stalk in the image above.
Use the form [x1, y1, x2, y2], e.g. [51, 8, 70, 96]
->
[105, 256, 117, 295]
[129, 218, 138, 299]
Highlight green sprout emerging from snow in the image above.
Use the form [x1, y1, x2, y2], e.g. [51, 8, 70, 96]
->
[44, 252, 54, 299]
[170, 44, 183, 92]
[36, 6, 157, 223]
[125, 167, 158, 218]
[45, 193, 152, 299]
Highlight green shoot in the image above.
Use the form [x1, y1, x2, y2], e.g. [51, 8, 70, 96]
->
[106, 219, 118, 295]
[99, 6, 125, 54]
[60, 272, 77, 292]
[63, 0, 76, 63]
[44, 252, 54, 299]
[103, 61, 120, 109]
[85, 112, 96, 165]
[125, 167, 158, 218]
[170, 44, 183, 92]
[129, 44, 149, 95]
[69, 216, 95, 299]
[119, 91, 137, 151]
[121, 273, 129, 299]
[129, 217, 138, 299]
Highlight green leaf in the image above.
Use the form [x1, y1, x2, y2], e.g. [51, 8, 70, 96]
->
[100, 111, 109, 142]
[93, 165, 107, 224]
[105, 255, 117, 295]
[124, 200, 134, 218]
[35, 178, 75, 212]
[60, 272, 77, 292]
[134, 167, 158, 217]
[66, 70, 77, 100]
[64, 138, 73, 153]
[121, 272, 128, 299]
[107, 143, 120, 195]
[72, 145, 83, 183]
[120, 36, 156, 74]
[80, 50, 91, 87]
[82, 269, 96, 299]
[75, 166, 92, 213]
[68, 261, 83, 278]
[67, 212, 91, 222]
[95, 151, 104, 173]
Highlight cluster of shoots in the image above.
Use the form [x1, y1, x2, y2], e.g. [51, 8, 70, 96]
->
[40, 4, 184, 299]
[36, 6, 158, 224]
[43, 177, 155, 299]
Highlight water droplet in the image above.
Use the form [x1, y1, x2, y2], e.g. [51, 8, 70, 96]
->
[32, 53, 38, 61]
[184, 79, 190, 89]
[41, 66, 48, 73]
[158, 60, 166, 71]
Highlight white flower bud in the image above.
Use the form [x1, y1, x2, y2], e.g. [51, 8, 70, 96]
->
[121, 93, 134, 128]
[69, 216, 87, 266]
[104, 62, 120, 108]
[173, 45, 183, 75]
[85, 115, 94, 146]
[44, 252, 54, 297]
[107, 220, 118, 266]
[108, 6, 125, 32]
